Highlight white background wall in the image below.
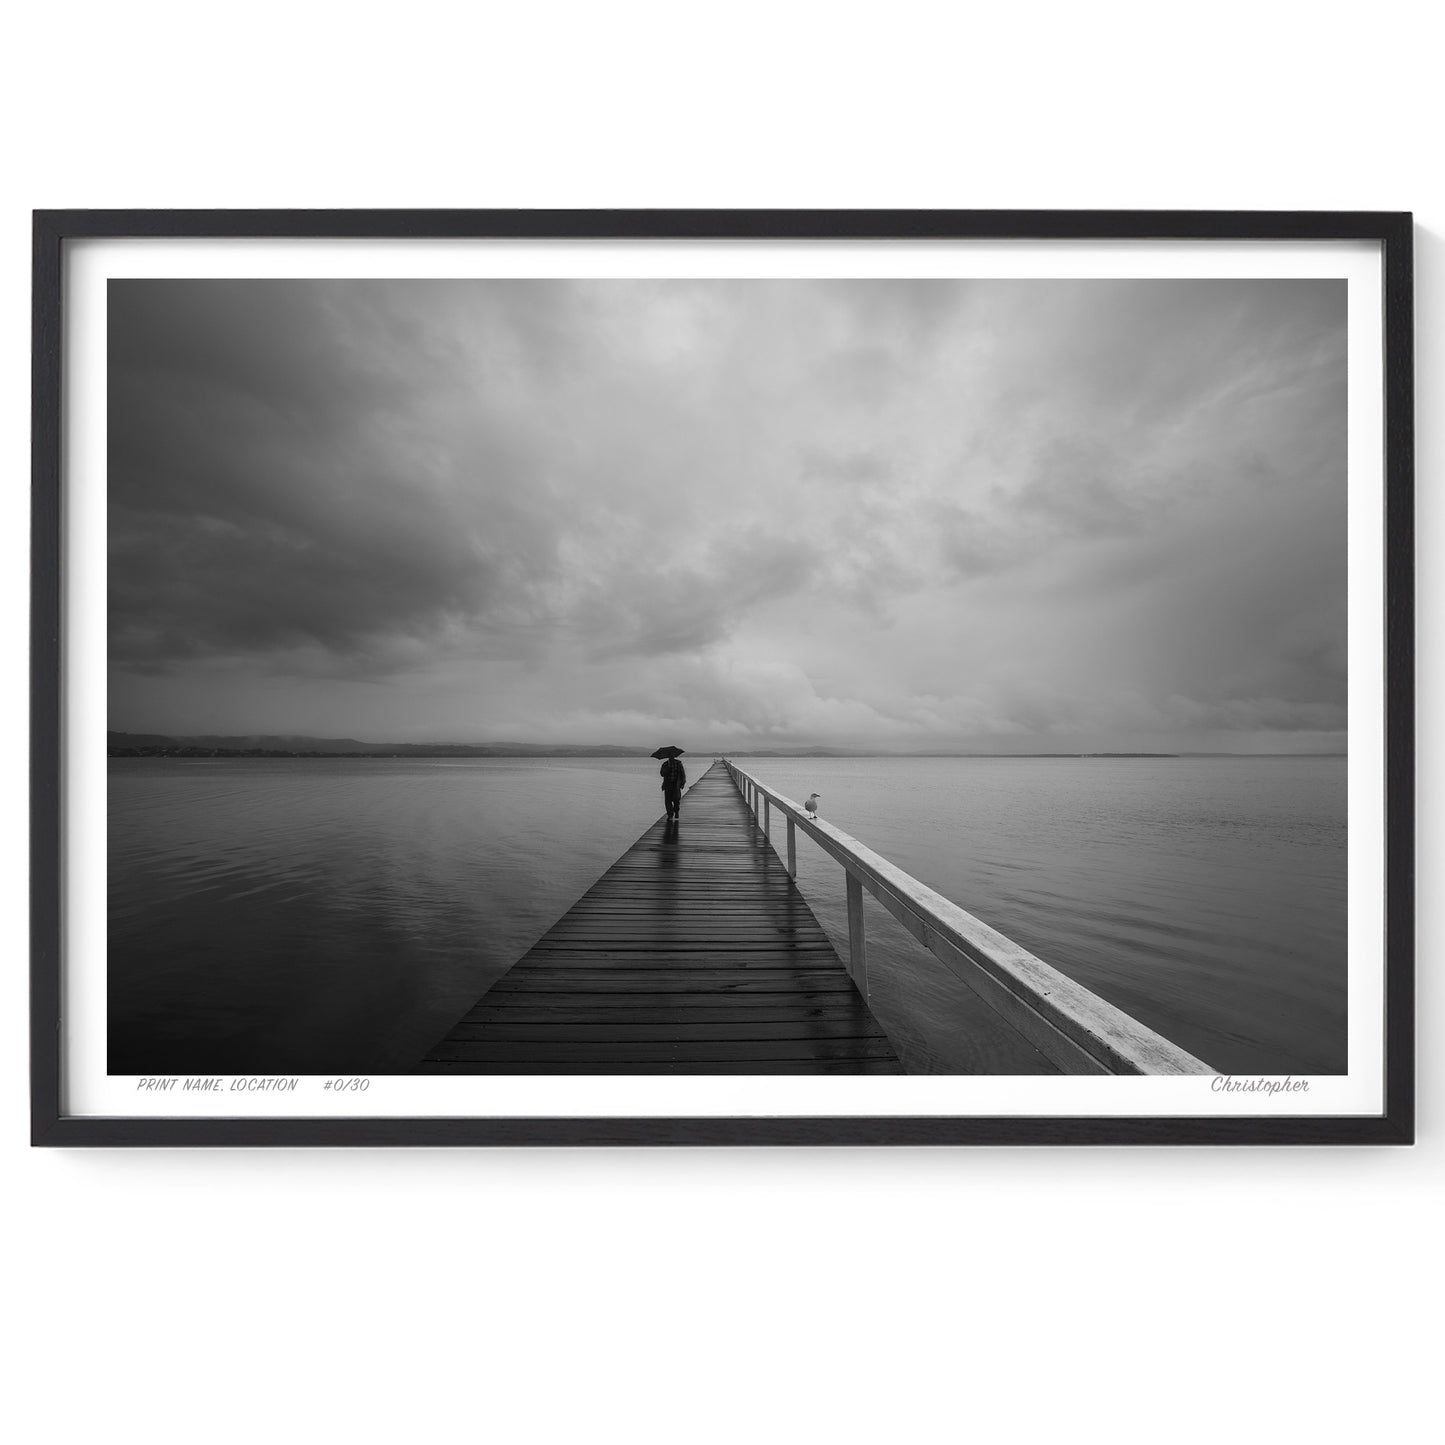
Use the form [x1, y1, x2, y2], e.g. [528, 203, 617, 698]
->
[3, 4, 1438, 1442]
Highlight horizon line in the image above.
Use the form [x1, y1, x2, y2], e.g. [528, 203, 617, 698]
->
[107, 729, 1348, 759]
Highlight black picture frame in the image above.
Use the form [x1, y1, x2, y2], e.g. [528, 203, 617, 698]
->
[31, 208, 1415, 1147]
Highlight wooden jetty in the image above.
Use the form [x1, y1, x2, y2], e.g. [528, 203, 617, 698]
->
[422, 759, 1214, 1076]
[421, 761, 904, 1073]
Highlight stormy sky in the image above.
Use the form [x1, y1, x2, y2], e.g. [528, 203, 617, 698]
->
[109, 277, 1347, 752]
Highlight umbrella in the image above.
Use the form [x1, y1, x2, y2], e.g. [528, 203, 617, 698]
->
[650, 745, 686, 759]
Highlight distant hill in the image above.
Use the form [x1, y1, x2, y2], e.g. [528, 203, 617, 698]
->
[107, 734, 1233, 761]
[107, 732, 645, 758]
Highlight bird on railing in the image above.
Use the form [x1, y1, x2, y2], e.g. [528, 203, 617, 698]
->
[804, 792, 821, 820]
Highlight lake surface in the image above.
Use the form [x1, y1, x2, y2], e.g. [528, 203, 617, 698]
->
[108, 755, 1346, 1075]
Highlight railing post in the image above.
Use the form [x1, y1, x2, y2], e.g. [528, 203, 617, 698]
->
[786, 818, 796, 877]
[763, 795, 770, 840]
[846, 872, 867, 994]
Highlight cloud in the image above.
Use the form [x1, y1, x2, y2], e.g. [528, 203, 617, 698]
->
[109, 278, 1348, 752]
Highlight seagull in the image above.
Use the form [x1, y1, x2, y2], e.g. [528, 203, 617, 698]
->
[804, 792, 821, 820]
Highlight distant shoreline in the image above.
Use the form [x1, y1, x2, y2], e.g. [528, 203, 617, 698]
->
[109, 736, 1344, 761]
[110, 746, 1189, 759]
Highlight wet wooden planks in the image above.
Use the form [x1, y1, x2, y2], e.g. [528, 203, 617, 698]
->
[420, 761, 904, 1074]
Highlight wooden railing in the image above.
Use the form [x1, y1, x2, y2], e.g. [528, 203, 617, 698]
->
[722, 761, 1212, 1076]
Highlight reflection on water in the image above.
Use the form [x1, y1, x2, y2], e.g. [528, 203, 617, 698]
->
[109, 755, 1346, 1075]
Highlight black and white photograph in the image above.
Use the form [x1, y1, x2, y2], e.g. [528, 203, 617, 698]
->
[12, 8, 1441, 1443]
[100, 264, 1362, 1087]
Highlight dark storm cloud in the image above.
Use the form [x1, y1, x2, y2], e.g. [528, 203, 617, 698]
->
[109, 281, 563, 669]
[109, 277, 1348, 751]
[581, 530, 822, 660]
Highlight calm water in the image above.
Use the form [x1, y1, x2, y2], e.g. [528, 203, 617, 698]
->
[109, 755, 1346, 1075]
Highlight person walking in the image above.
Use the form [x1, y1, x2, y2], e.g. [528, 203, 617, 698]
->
[660, 753, 686, 820]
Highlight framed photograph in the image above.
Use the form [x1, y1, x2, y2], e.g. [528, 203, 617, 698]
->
[31, 209, 1413, 1146]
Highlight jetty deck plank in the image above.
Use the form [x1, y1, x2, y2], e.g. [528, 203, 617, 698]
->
[421, 761, 904, 1074]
